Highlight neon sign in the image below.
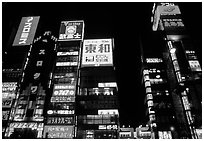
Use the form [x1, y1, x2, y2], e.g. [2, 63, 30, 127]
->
[47, 110, 75, 115]
[51, 96, 75, 102]
[47, 117, 74, 125]
[53, 89, 75, 96]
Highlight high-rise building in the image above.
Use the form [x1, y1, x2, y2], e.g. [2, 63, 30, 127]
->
[140, 2, 202, 139]
[76, 39, 120, 139]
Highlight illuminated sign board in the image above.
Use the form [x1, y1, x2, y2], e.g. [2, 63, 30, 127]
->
[158, 131, 172, 139]
[13, 16, 40, 46]
[2, 92, 16, 99]
[2, 110, 10, 120]
[157, 4, 181, 15]
[188, 60, 202, 71]
[54, 73, 76, 78]
[98, 109, 119, 115]
[98, 125, 118, 130]
[2, 82, 17, 92]
[98, 82, 117, 88]
[51, 96, 75, 102]
[57, 51, 79, 56]
[9, 122, 44, 129]
[47, 117, 74, 125]
[146, 58, 163, 63]
[59, 20, 84, 41]
[56, 62, 78, 66]
[47, 110, 75, 115]
[43, 125, 74, 138]
[53, 89, 75, 96]
[52, 103, 75, 110]
[54, 84, 75, 90]
[2, 99, 13, 108]
[82, 39, 113, 67]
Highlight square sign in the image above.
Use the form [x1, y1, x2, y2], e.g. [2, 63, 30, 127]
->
[58, 20, 84, 41]
[82, 39, 113, 67]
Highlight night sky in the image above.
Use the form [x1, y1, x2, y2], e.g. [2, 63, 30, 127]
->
[2, 2, 202, 128]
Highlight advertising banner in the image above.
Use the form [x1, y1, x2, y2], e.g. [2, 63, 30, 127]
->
[47, 110, 75, 115]
[82, 39, 113, 67]
[158, 5, 181, 15]
[43, 125, 74, 138]
[188, 60, 202, 72]
[2, 82, 17, 92]
[51, 96, 75, 103]
[13, 16, 40, 46]
[2, 110, 10, 120]
[59, 20, 84, 41]
[47, 116, 74, 125]
[2, 99, 13, 108]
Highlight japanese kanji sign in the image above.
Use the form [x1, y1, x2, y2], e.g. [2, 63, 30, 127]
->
[81, 39, 113, 67]
[58, 20, 84, 41]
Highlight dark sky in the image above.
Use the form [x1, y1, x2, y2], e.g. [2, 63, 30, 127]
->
[2, 2, 202, 128]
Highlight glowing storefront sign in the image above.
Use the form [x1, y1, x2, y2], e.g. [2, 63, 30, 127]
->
[53, 89, 75, 96]
[157, 5, 181, 15]
[2, 82, 17, 92]
[51, 96, 75, 102]
[47, 110, 75, 115]
[2, 99, 13, 108]
[43, 125, 74, 138]
[98, 109, 119, 115]
[47, 117, 74, 125]
[59, 20, 84, 41]
[146, 58, 163, 63]
[188, 60, 202, 71]
[158, 131, 172, 139]
[2, 110, 10, 120]
[13, 16, 40, 46]
[98, 82, 117, 88]
[99, 125, 118, 130]
[9, 122, 44, 129]
[54, 73, 76, 78]
[57, 51, 78, 56]
[82, 39, 113, 67]
[54, 84, 75, 90]
[56, 62, 78, 66]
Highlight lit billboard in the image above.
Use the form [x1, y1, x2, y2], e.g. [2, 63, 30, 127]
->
[53, 84, 76, 96]
[51, 96, 75, 102]
[82, 39, 113, 67]
[47, 116, 74, 125]
[158, 3, 181, 15]
[58, 20, 84, 41]
[13, 16, 40, 46]
[43, 125, 74, 138]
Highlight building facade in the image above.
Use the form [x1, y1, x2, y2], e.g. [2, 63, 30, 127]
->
[140, 2, 202, 139]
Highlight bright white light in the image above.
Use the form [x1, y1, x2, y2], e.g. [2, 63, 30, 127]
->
[170, 48, 176, 53]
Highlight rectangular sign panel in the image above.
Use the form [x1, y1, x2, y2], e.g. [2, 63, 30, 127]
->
[43, 125, 74, 138]
[47, 116, 74, 125]
[82, 39, 113, 67]
[13, 16, 40, 46]
[58, 20, 84, 41]
[51, 96, 75, 102]
[158, 5, 181, 15]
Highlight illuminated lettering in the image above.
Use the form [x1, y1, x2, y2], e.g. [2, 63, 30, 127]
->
[31, 86, 38, 94]
[34, 73, 41, 79]
[39, 49, 45, 55]
[36, 61, 43, 66]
